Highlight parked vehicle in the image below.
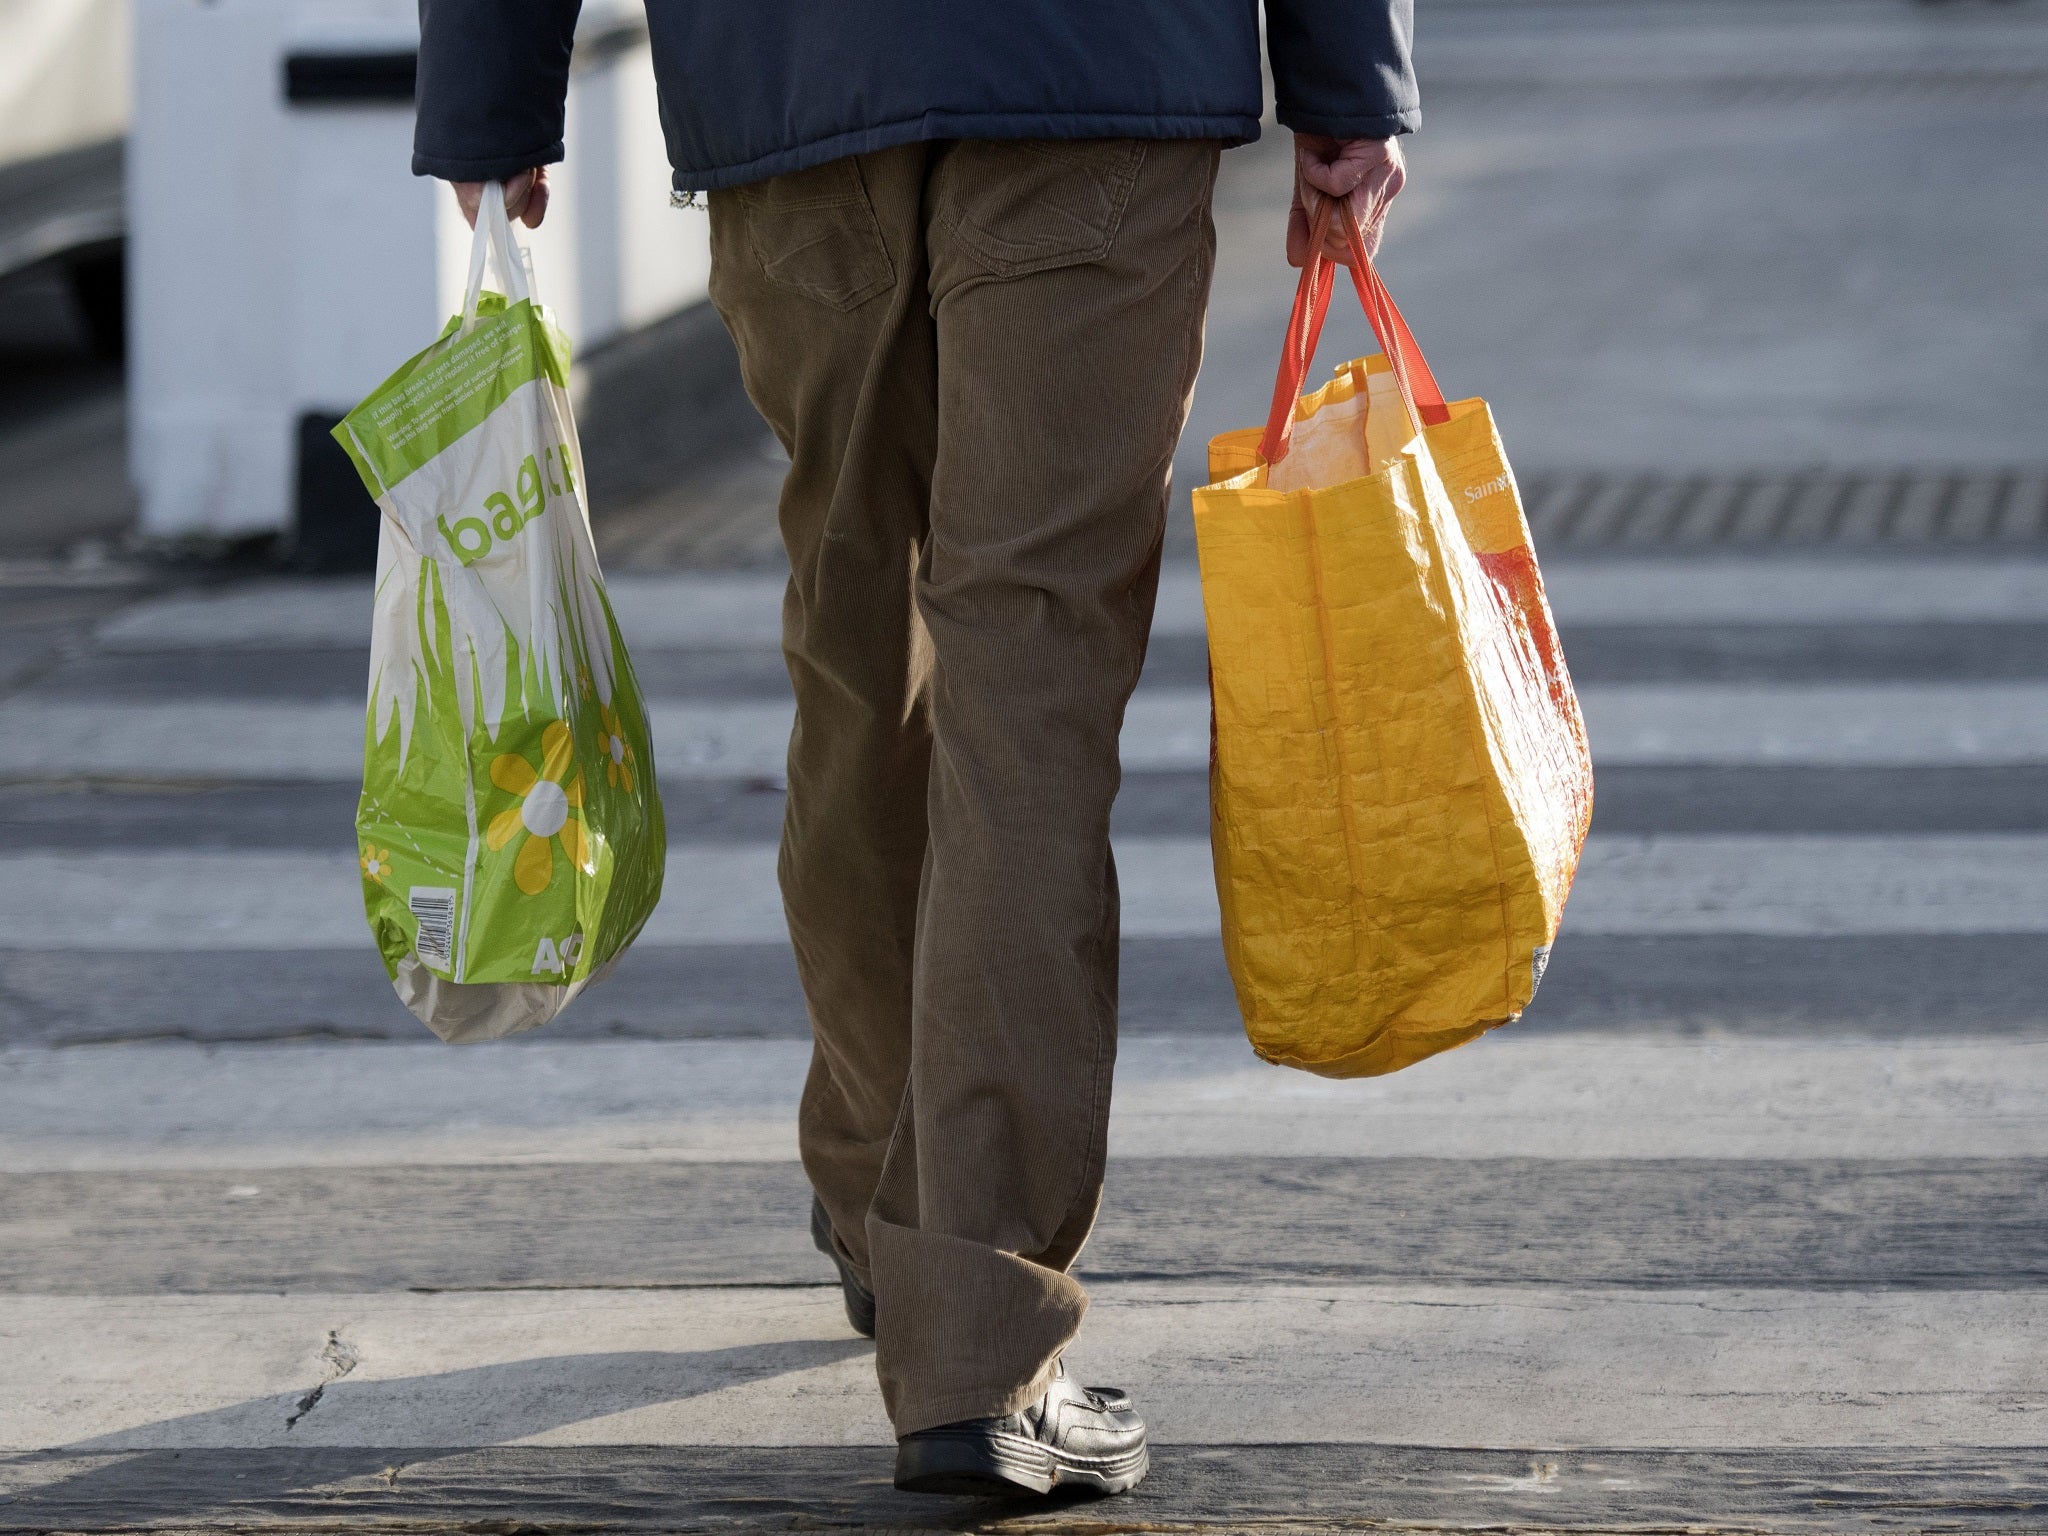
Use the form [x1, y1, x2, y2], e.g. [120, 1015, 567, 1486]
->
[0, 0, 129, 357]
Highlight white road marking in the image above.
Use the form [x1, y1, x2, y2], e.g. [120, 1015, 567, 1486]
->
[1540, 557, 2048, 627]
[87, 571, 1206, 651]
[1578, 683, 2048, 766]
[7, 835, 2048, 951]
[90, 575, 788, 654]
[1567, 834, 2048, 935]
[5, 1282, 2045, 1451]
[0, 698, 803, 782]
[85, 560, 2048, 655]
[0, 699, 367, 781]
[12, 683, 2048, 780]
[92, 581, 377, 652]
[2, 1036, 2040, 1171]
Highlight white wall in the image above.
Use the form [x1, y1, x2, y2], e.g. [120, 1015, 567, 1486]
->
[130, 0, 710, 537]
[129, 0, 299, 538]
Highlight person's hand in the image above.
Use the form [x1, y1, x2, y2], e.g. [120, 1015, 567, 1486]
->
[1287, 134, 1405, 267]
[452, 168, 551, 230]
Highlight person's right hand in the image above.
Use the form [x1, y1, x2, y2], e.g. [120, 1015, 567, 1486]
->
[1287, 134, 1404, 267]
[451, 168, 551, 230]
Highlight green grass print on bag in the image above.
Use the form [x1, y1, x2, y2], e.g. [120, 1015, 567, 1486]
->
[333, 188, 665, 1042]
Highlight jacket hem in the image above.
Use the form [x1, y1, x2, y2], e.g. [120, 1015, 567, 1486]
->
[412, 142, 566, 181]
[672, 110, 1263, 191]
[1275, 105, 1421, 139]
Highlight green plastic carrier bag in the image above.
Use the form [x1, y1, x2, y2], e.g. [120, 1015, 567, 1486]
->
[334, 189, 665, 1043]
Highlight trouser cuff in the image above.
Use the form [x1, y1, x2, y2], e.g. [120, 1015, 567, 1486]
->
[869, 1214, 1088, 1435]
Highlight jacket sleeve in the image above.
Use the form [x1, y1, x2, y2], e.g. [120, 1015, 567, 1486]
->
[1263, 0, 1419, 139]
[412, 0, 583, 180]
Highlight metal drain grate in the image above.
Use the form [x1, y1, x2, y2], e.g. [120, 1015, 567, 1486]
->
[1518, 468, 2048, 546]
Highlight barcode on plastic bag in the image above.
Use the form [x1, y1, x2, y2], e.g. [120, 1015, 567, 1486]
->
[408, 886, 456, 969]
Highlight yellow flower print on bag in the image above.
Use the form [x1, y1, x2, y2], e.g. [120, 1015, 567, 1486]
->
[597, 703, 636, 793]
[486, 720, 592, 895]
[340, 192, 665, 1042]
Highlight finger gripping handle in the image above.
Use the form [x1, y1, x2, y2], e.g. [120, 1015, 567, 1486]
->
[460, 180, 533, 333]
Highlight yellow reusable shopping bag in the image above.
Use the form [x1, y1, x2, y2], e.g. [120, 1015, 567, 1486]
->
[1192, 198, 1594, 1079]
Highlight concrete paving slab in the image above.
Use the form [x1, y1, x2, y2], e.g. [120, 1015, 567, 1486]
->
[5, 1283, 2044, 1451]
[1, 1035, 2040, 1172]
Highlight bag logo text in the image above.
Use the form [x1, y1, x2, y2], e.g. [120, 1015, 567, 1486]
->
[438, 445, 576, 566]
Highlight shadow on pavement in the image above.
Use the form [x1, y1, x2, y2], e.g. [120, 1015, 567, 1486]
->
[4, 1337, 884, 1527]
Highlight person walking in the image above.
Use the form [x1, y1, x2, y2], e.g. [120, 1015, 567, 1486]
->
[412, 0, 1415, 1498]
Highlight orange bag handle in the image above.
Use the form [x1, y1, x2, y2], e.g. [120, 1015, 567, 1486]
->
[1259, 194, 1451, 466]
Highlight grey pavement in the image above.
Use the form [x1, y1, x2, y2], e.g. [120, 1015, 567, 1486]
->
[4, 0, 2048, 1530]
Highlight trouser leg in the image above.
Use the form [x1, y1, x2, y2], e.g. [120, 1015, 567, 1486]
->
[707, 145, 938, 1288]
[710, 136, 1220, 1436]
[865, 138, 1221, 1434]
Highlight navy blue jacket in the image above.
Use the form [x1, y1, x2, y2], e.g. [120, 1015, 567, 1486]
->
[413, 0, 1417, 193]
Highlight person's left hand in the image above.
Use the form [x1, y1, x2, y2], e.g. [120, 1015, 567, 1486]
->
[1288, 134, 1406, 267]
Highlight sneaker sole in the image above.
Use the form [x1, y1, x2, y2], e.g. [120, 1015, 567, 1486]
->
[894, 1430, 1148, 1497]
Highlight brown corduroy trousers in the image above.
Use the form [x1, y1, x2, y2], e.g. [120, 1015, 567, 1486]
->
[707, 138, 1220, 1435]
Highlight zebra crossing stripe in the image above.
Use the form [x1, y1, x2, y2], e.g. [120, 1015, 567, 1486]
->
[10, 683, 2048, 780]
[85, 559, 2048, 654]
[1540, 557, 2048, 625]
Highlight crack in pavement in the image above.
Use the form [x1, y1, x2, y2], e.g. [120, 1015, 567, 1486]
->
[283, 1328, 359, 1431]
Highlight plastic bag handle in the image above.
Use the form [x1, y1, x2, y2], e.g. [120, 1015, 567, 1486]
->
[460, 181, 533, 333]
[1259, 194, 1449, 466]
